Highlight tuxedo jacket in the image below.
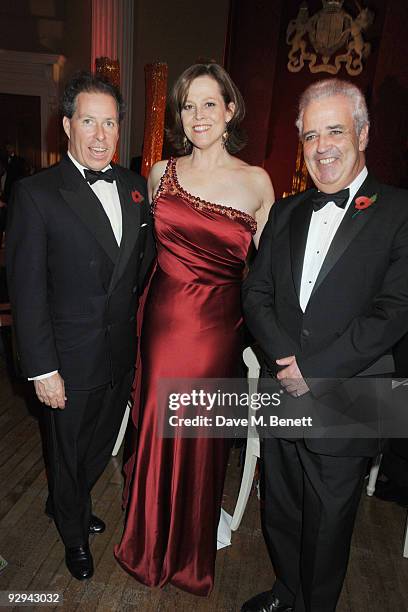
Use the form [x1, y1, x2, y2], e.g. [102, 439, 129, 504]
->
[243, 174, 408, 456]
[6, 155, 155, 390]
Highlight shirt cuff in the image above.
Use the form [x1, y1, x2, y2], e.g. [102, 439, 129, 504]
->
[29, 370, 58, 381]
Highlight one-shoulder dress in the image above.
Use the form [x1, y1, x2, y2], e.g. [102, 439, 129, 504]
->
[114, 157, 256, 595]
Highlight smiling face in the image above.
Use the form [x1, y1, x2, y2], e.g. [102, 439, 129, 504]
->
[302, 94, 368, 193]
[63, 91, 119, 170]
[180, 75, 235, 151]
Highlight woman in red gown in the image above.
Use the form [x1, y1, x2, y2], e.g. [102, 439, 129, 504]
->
[115, 63, 275, 596]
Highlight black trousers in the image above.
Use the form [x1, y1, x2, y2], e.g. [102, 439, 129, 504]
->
[261, 438, 369, 612]
[43, 369, 133, 547]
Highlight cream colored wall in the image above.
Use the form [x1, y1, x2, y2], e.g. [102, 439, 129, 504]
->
[63, 0, 92, 77]
[0, 0, 230, 166]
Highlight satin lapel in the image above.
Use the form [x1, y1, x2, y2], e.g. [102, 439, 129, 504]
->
[59, 157, 119, 264]
[109, 170, 141, 291]
[309, 174, 381, 301]
[290, 194, 314, 301]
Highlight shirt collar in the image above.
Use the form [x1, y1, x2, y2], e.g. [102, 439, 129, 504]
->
[67, 151, 112, 179]
[347, 166, 368, 203]
[314, 166, 368, 214]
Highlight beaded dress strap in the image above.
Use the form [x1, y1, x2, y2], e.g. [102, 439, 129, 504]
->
[150, 158, 174, 214]
[153, 157, 257, 235]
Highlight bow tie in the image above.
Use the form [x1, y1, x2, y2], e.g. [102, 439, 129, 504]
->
[311, 188, 349, 212]
[84, 167, 115, 185]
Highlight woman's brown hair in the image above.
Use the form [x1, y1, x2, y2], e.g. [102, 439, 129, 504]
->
[167, 62, 246, 155]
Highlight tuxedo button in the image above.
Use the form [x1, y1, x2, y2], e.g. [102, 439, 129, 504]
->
[139, 251, 144, 260]
[132, 285, 137, 294]
[129, 315, 135, 322]
[301, 328, 311, 337]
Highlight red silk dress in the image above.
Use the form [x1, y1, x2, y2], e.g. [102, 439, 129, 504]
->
[114, 158, 256, 596]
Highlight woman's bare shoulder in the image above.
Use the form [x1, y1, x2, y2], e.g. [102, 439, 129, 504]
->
[150, 159, 169, 182]
[148, 159, 170, 199]
[244, 164, 272, 183]
[232, 161, 273, 194]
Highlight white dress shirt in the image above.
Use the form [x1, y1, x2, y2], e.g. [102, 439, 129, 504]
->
[68, 151, 122, 245]
[30, 152, 123, 381]
[299, 167, 368, 312]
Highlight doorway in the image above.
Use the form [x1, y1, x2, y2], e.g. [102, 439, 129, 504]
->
[0, 93, 41, 174]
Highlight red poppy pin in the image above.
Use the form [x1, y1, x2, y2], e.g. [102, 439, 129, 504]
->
[352, 193, 377, 218]
[131, 190, 144, 204]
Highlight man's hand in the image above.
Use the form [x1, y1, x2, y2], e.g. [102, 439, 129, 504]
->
[34, 373, 67, 409]
[276, 355, 310, 397]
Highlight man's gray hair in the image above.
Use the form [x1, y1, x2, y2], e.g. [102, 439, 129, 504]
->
[296, 78, 370, 138]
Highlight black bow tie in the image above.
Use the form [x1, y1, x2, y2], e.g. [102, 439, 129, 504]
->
[311, 188, 349, 212]
[84, 167, 115, 185]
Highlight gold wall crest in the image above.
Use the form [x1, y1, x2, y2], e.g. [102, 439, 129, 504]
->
[286, 0, 374, 76]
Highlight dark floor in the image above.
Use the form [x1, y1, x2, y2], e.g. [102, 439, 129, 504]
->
[0, 357, 407, 611]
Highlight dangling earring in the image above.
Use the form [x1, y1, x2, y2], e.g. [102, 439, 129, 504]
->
[222, 127, 229, 149]
[183, 136, 189, 154]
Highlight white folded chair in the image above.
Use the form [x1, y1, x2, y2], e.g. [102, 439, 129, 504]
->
[230, 346, 261, 531]
[365, 413, 408, 559]
[112, 401, 130, 456]
[366, 453, 382, 497]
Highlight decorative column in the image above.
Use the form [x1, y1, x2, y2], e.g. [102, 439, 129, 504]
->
[141, 63, 168, 178]
[91, 0, 134, 167]
[282, 141, 309, 198]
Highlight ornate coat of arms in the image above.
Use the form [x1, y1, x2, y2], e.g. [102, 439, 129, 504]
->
[286, 0, 374, 76]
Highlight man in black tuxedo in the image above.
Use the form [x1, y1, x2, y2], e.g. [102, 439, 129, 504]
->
[6, 72, 154, 580]
[241, 79, 408, 612]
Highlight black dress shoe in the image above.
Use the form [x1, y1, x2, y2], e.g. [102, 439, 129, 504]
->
[46, 509, 106, 534]
[241, 590, 293, 612]
[65, 544, 94, 580]
[88, 515, 106, 534]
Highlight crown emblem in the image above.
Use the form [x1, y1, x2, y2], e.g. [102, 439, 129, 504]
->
[286, 0, 374, 76]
